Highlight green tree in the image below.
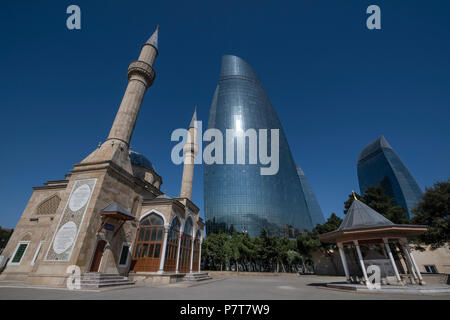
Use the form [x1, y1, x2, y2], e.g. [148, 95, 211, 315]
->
[411, 180, 450, 249]
[201, 232, 232, 271]
[296, 231, 320, 273]
[313, 213, 342, 234]
[278, 238, 297, 272]
[0, 227, 13, 252]
[286, 250, 302, 272]
[229, 231, 242, 272]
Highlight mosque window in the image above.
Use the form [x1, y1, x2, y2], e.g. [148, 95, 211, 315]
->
[36, 195, 61, 216]
[131, 213, 165, 272]
[424, 265, 438, 274]
[178, 218, 194, 273]
[118, 243, 131, 266]
[164, 217, 180, 272]
[10, 242, 29, 265]
[192, 231, 201, 272]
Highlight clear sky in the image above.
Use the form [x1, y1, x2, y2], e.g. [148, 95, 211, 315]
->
[1, 1, 449, 228]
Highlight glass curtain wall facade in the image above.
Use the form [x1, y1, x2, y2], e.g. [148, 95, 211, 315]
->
[357, 136, 423, 219]
[296, 165, 325, 227]
[204, 55, 315, 237]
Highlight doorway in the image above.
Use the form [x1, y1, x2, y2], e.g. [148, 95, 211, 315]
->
[90, 240, 106, 272]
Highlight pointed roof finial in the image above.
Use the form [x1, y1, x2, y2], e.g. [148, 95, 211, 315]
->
[189, 106, 197, 128]
[146, 25, 159, 49]
[352, 190, 358, 200]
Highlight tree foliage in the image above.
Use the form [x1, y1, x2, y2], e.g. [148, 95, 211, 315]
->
[411, 180, 450, 249]
[0, 227, 13, 252]
[201, 214, 343, 273]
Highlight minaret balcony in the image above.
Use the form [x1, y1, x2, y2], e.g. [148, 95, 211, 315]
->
[127, 60, 155, 87]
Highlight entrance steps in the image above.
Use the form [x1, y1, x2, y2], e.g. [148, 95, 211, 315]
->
[183, 272, 213, 282]
[79, 272, 135, 289]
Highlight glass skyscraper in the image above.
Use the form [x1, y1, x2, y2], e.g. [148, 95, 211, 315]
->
[204, 55, 323, 237]
[296, 165, 325, 227]
[357, 136, 423, 219]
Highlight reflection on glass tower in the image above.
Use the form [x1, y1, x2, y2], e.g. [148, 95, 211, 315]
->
[357, 136, 423, 219]
[296, 165, 325, 227]
[204, 55, 320, 237]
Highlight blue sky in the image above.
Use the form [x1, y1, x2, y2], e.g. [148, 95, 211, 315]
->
[1, 1, 449, 228]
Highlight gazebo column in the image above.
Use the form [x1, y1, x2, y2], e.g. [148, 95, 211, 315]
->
[337, 242, 351, 282]
[403, 241, 425, 285]
[353, 240, 369, 284]
[398, 239, 417, 283]
[175, 231, 182, 274]
[382, 238, 403, 285]
[157, 226, 169, 274]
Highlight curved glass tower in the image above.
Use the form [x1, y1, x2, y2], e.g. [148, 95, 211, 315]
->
[357, 136, 423, 219]
[296, 165, 325, 227]
[204, 55, 317, 237]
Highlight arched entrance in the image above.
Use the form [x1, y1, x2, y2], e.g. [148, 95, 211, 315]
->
[192, 231, 201, 272]
[164, 217, 180, 272]
[178, 218, 193, 273]
[131, 213, 164, 272]
[90, 240, 106, 272]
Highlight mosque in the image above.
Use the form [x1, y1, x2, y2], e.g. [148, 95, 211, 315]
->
[0, 25, 205, 287]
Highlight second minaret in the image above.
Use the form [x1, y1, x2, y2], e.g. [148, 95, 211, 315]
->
[180, 107, 198, 200]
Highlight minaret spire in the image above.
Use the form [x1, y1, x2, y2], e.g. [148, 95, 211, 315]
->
[180, 107, 199, 200]
[146, 25, 159, 49]
[189, 105, 197, 128]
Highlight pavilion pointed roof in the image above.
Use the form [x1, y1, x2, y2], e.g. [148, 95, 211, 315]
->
[146, 25, 159, 49]
[338, 199, 394, 231]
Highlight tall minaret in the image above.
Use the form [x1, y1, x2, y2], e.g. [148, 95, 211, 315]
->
[107, 25, 159, 145]
[81, 26, 159, 172]
[179, 107, 198, 199]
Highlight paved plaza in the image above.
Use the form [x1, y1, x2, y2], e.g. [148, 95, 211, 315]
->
[0, 275, 449, 300]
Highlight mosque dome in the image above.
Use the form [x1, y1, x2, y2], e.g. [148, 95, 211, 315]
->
[129, 150, 155, 171]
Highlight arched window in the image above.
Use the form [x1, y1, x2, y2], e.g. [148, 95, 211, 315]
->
[131, 213, 164, 272]
[178, 218, 193, 273]
[36, 195, 61, 216]
[192, 230, 201, 272]
[164, 217, 180, 272]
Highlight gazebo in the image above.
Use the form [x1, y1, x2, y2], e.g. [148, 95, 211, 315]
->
[318, 193, 428, 286]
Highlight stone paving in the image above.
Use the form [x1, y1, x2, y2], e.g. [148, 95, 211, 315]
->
[0, 275, 449, 300]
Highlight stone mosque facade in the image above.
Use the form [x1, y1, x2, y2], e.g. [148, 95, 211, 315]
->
[0, 26, 205, 287]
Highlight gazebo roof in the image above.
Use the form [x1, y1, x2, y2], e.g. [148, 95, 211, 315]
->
[319, 198, 427, 243]
[338, 199, 394, 231]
